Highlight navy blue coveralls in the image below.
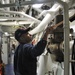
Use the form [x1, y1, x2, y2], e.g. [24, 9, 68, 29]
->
[14, 39, 47, 75]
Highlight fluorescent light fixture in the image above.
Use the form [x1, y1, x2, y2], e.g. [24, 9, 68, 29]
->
[32, 4, 43, 8]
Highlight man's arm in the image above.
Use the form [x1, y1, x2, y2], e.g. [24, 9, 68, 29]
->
[24, 26, 55, 58]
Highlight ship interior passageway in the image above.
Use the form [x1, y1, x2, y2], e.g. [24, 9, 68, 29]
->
[0, 0, 75, 75]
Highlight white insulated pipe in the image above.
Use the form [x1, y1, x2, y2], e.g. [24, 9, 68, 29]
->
[29, 3, 61, 35]
[0, 21, 34, 26]
[0, 17, 31, 21]
[0, 10, 40, 23]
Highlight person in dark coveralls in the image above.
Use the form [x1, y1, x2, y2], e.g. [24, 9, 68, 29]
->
[14, 26, 55, 75]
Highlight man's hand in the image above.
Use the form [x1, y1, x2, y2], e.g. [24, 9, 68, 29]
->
[42, 25, 55, 40]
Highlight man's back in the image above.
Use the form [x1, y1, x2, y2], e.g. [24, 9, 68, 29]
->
[14, 39, 48, 75]
[14, 44, 37, 75]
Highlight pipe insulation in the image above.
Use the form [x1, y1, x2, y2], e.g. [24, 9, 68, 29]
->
[0, 21, 34, 26]
[29, 3, 61, 35]
[0, 10, 40, 23]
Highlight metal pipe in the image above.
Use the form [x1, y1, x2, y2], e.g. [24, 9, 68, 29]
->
[0, 0, 54, 8]
[70, 60, 75, 62]
[0, 10, 41, 23]
[56, 0, 70, 75]
[0, 17, 31, 21]
[29, 3, 61, 35]
[62, 3, 70, 75]
[0, 21, 34, 26]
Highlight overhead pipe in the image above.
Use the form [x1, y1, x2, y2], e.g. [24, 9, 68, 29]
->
[29, 3, 61, 35]
[0, 10, 41, 23]
[37, 5, 61, 19]
[0, 0, 54, 8]
[0, 0, 74, 8]
[32, 0, 75, 19]
[0, 21, 34, 26]
[0, 17, 33, 21]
